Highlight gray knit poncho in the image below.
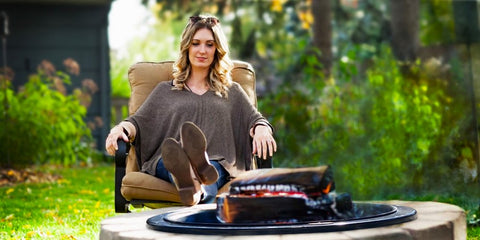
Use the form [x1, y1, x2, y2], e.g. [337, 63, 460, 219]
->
[126, 81, 271, 178]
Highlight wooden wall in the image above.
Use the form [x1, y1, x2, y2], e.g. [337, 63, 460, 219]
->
[0, 2, 111, 152]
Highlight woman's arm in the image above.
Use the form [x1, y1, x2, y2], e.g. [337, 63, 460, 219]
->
[105, 121, 136, 156]
[250, 121, 277, 160]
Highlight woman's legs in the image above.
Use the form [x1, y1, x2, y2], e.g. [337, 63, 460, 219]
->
[155, 158, 229, 203]
[154, 158, 174, 183]
[181, 122, 219, 185]
[200, 161, 230, 203]
[161, 138, 202, 206]
[156, 122, 228, 205]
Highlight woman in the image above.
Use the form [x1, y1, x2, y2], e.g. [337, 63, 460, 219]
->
[105, 15, 276, 206]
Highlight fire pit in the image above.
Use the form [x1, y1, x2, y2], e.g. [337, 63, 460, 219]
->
[146, 202, 416, 235]
[99, 200, 466, 239]
[100, 167, 468, 239]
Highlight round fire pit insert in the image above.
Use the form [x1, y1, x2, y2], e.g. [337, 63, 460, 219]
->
[146, 202, 417, 235]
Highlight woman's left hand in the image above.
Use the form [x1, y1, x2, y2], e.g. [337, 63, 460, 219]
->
[252, 125, 277, 160]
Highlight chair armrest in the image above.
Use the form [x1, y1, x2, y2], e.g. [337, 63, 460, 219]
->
[115, 139, 130, 167]
[255, 155, 273, 169]
[114, 139, 130, 213]
[250, 134, 273, 169]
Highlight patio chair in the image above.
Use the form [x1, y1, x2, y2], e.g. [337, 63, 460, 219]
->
[114, 60, 272, 213]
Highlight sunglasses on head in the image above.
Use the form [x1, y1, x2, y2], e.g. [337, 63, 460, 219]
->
[189, 16, 220, 25]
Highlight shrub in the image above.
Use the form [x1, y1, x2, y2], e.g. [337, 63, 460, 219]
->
[0, 60, 93, 168]
[260, 45, 473, 199]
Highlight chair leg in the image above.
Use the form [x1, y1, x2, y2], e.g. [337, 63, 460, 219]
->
[130, 199, 145, 209]
[115, 168, 130, 213]
[115, 139, 131, 213]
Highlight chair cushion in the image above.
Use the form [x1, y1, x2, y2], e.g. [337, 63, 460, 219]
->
[121, 171, 231, 204]
[121, 171, 181, 202]
[127, 60, 256, 116]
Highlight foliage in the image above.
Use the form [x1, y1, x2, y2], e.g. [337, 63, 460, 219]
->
[332, 0, 390, 70]
[110, 56, 132, 99]
[258, 34, 325, 164]
[419, 0, 455, 45]
[0, 60, 94, 168]
[260, 45, 474, 200]
[0, 164, 116, 239]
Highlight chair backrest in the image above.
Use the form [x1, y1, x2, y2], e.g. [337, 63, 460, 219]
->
[127, 60, 257, 115]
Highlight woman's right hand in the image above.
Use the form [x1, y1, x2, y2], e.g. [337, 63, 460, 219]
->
[105, 125, 129, 156]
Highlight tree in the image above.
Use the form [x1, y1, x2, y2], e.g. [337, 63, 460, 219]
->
[389, 0, 420, 62]
[312, 0, 333, 77]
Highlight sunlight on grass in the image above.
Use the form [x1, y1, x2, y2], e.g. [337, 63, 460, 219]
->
[0, 164, 116, 239]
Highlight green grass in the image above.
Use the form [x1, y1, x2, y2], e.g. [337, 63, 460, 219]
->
[0, 164, 116, 240]
[470, 228, 480, 240]
[0, 164, 479, 239]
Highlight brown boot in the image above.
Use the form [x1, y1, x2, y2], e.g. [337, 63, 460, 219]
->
[180, 121, 219, 185]
[161, 138, 202, 206]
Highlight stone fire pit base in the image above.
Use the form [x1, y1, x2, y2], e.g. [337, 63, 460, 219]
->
[99, 200, 466, 240]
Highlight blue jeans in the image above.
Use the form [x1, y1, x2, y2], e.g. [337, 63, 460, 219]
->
[155, 158, 230, 203]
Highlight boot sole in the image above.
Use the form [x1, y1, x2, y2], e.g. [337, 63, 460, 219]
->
[181, 122, 219, 185]
[161, 138, 201, 206]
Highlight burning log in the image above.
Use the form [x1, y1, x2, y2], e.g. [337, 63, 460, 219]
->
[216, 165, 353, 223]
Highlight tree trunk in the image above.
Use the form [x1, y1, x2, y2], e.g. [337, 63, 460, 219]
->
[312, 0, 333, 77]
[390, 0, 420, 62]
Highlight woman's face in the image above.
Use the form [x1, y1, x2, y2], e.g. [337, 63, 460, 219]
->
[188, 28, 216, 70]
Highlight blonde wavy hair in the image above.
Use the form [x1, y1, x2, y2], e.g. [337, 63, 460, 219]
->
[172, 15, 234, 98]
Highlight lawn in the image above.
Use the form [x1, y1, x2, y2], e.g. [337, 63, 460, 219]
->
[0, 164, 116, 240]
[0, 164, 479, 239]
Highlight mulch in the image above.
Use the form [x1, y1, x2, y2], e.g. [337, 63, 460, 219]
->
[0, 168, 62, 187]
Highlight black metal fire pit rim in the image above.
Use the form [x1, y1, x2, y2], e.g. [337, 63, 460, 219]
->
[161, 202, 398, 226]
[146, 203, 417, 235]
